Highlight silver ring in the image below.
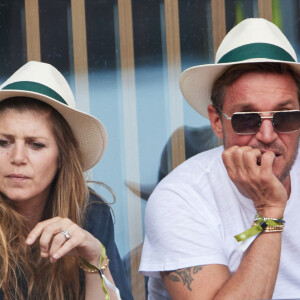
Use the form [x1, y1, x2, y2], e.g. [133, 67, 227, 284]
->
[60, 230, 71, 240]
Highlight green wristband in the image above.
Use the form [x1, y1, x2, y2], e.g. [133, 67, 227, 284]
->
[234, 214, 285, 242]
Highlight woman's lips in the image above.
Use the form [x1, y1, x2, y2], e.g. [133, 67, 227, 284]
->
[7, 174, 30, 182]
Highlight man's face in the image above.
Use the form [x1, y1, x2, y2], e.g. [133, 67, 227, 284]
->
[217, 71, 299, 183]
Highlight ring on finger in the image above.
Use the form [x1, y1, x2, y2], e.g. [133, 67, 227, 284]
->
[60, 229, 71, 240]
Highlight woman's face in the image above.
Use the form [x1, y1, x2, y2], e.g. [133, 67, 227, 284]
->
[0, 108, 59, 211]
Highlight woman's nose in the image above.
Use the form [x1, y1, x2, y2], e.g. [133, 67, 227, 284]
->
[10, 143, 27, 165]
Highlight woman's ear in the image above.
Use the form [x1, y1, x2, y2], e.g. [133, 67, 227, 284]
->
[207, 105, 223, 138]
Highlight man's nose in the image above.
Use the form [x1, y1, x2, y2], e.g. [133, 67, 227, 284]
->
[255, 118, 278, 144]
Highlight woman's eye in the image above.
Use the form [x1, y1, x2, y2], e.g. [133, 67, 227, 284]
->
[31, 142, 45, 149]
[0, 139, 9, 147]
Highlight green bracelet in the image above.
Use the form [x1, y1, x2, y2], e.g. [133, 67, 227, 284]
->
[235, 213, 285, 242]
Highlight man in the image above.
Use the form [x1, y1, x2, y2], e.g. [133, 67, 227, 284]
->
[139, 18, 300, 299]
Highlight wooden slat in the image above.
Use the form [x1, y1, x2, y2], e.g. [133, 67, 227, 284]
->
[211, 0, 225, 146]
[164, 0, 186, 169]
[25, 0, 41, 61]
[117, 0, 145, 299]
[70, 0, 90, 112]
[258, 0, 273, 21]
[211, 0, 226, 57]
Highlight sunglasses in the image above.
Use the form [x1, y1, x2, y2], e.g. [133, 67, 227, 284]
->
[217, 108, 300, 134]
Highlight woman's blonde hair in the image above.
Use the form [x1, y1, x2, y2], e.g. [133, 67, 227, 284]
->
[0, 98, 89, 300]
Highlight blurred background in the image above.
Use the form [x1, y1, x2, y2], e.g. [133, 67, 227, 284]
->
[1, 0, 300, 298]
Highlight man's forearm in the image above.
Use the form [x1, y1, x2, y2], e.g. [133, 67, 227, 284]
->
[215, 232, 281, 300]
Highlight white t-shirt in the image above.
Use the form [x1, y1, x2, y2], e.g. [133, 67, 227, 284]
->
[139, 146, 300, 299]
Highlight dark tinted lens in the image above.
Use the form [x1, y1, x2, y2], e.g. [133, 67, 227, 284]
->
[273, 111, 300, 132]
[231, 113, 261, 134]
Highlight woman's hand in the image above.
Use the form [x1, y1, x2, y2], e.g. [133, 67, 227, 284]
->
[26, 217, 120, 299]
[25, 217, 102, 265]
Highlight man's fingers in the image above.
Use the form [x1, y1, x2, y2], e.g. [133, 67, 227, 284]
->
[223, 146, 261, 180]
[260, 151, 276, 169]
[222, 145, 240, 178]
[242, 148, 262, 176]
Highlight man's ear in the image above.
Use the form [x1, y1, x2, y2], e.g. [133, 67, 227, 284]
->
[207, 105, 223, 138]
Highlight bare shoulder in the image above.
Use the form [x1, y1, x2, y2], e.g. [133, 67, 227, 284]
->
[161, 264, 230, 300]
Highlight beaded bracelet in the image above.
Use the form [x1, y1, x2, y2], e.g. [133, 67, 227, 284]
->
[264, 225, 285, 233]
[79, 255, 110, 273]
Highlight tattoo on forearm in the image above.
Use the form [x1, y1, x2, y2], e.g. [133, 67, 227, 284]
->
[166, 266, 204, 291]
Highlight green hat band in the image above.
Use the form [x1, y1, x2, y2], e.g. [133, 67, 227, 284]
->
[218, 43, 295, 64]
[2, 81, 67, 105]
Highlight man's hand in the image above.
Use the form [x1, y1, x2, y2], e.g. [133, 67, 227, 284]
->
[222, 145, 288, 218]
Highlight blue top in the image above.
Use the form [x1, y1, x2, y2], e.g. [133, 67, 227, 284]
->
[0, 191, 133, 300]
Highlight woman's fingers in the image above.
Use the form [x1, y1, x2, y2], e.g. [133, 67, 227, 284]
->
[26, 217, 74, 257]
[48, 223, 78, 259]
[25, 217, 62, 245]
[26, 217, 102, 264]
[42, 221, 74, 257]
[50, 227, 86, 261]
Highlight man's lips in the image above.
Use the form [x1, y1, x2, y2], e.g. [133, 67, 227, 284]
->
[256, 150, 281, 166]
[260, 149, 281, 156]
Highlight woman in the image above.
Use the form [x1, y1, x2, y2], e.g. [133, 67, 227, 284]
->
[0, 61, 132, 300]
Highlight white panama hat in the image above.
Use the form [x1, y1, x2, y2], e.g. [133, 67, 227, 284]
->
[0, 61, 108, 172]
[180, 18, 300, 118]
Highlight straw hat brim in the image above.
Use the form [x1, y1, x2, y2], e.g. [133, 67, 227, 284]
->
[180, 58, 300, 119]
[0, 89, 107, 172]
